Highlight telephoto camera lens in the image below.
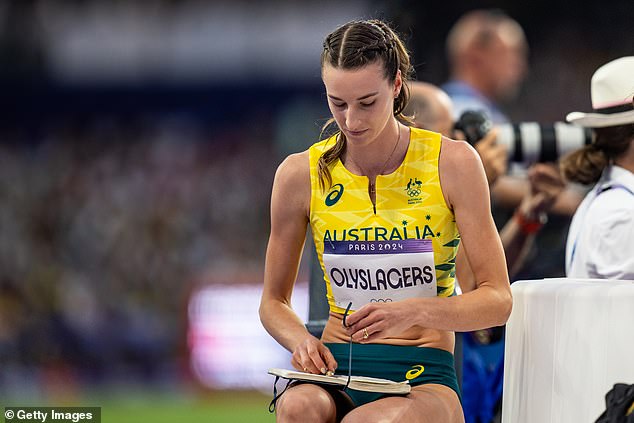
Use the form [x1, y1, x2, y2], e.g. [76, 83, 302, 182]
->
[454, 110, 592, 166]
[453, 110, 492, 145]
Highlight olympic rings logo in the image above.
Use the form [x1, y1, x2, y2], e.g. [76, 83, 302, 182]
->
[405, 177, 423, 198]
[370, 298, 393, 302]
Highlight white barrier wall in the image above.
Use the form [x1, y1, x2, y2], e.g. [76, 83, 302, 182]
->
[502, 278, 634, 423]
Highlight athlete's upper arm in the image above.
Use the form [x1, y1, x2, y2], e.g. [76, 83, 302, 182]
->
[439, 138, 510, 291]
[262, 151, 311, 302]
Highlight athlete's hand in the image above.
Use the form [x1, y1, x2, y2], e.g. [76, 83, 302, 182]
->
[291, 335, 338, 375]
[343, 300, 416, 343]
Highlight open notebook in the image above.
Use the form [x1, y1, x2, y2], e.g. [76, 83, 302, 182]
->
[268, 368, 411, 394]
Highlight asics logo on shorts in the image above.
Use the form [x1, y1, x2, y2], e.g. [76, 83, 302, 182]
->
[405, 364, 425, 380]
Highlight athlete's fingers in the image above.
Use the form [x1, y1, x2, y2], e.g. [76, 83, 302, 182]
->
[318, 344, 338, 374]
[352, 324, 381, 343]
[306, 342, 328, 374]
[297, 348, 320, 374]
[292, 357, 314, 373]
[304, 351, 321, 374]
[352, 326, 368, 343]
[342, 303, 373, 330]
[292, 346, 317, 373]
[353, 305, 385, 335]
[291, 355, 304, 372]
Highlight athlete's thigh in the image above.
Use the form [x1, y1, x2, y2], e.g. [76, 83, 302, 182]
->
[276, 382, 353, 423]
[342, 384, 464, 423]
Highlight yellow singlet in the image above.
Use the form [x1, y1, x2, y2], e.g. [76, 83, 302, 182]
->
[308, 127, 459, 314]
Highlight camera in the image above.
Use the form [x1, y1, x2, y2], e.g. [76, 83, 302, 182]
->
[454, 110, 593, 165]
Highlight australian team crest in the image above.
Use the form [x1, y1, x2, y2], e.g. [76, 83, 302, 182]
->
[406, 178, 423, 205]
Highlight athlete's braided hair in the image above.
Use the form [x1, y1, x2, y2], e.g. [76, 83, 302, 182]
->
[318, 19, 414, 192]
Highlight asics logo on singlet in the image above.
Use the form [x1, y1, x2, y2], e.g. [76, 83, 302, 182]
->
[325, 184, 344, 206]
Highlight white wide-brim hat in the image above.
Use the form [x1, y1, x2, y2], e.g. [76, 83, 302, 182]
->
[566, 56, 634, 128]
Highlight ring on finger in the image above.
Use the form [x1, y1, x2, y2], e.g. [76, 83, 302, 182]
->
[362, 327, 369, 339]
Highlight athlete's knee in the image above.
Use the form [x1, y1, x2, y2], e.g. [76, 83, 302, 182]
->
[276, 385, 337, 423]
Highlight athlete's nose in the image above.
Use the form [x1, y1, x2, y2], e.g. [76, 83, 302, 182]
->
[345, 109, 363, 132]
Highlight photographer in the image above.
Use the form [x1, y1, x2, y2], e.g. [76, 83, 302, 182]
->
[442, 9, 583, 218]
[440, 10, 582, 423]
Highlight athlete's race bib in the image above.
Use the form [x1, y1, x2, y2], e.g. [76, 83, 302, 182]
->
[323, 239, 437, 311]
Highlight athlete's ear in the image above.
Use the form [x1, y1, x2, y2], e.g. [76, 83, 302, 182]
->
[393, 70, 402, 98]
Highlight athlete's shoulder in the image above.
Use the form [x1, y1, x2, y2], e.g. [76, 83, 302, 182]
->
[438, 136, 488, 207]
[408, 127, 444, 158]
[276, 150, 310, 183]
[440, 136, 481, 169]
[272, 150, 311, 214]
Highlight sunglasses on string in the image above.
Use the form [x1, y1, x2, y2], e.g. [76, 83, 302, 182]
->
[341, 301, 354, 388]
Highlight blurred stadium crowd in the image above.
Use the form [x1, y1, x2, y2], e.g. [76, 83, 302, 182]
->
[0, 118, 277, 393]
[0, 1, 330, 395]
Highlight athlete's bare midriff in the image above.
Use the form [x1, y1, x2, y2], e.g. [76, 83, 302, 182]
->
[320, 311, 455, 353]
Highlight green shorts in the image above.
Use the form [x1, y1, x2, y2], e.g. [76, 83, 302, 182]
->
[325, 343, 461, 407]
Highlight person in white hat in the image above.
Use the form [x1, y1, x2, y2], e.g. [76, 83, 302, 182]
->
[561, 56, 634, 280]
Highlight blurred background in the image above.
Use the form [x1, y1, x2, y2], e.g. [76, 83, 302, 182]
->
[0, 1, 631, 421]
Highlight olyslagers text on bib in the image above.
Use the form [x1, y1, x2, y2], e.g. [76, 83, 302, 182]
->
[323, 239, 437, 311]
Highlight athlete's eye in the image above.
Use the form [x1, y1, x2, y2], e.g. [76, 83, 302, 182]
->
[332, 102, 346, 109]
[361, 101, 375, 107]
